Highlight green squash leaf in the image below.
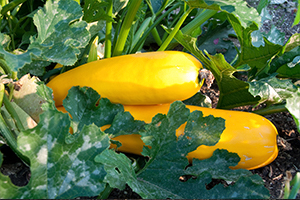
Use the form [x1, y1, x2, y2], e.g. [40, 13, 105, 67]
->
[185, 0, 261, 28]
[228, 15, 282, 72]
[96, 102, 269, 199]
[28, 0, 90, 66]
[286, 87, 300, 132]
[0, 0, 91, 74]
[62, 86, 124, 133]
[0, 109, 110, 199]
[168, 27, 260, 109]
[248, 74, 298, 105]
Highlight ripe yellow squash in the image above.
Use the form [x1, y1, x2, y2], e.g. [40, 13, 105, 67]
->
[47, 51, 203, 106]
[56, 104, 278, 170]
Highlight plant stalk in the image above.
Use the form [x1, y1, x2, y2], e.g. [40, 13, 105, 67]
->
[150, 22, 162, 46]
[252, 104, 287, 116]
[113, 0, 142, 56]
[157, 6, 193, 51]
[97, 183, 113, 199]
[181, 9, 217, 35]
[165, 9, 217, 50]
[0, 86, 29, 166]
[130, 2, 181, 53]
[105, 0, 113, 58]
[3, 94, 25, 132]
[0, 113, 30, 165]
[0, 59, 13, 77]
[0, 0, 26, 15]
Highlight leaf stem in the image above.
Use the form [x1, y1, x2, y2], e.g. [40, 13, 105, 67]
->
[150, 23, 162, 46]
[131, 17, 152, 51]
[252, 104, 287, 116]
[130, 2, 181, 53]
[97, 183, 113, 199]
[0, 83, 4, 107]
[105, 0, 113, 58]
[181, 9, 217, 35]
[0, 0, 26, 15]
[145, 0, 162, 46]
[0, 114, 30, 165]
[157, 6, 193, 51]
[112, 0, 142, 56]
[3, 94, 25, 132]
[0, 58, 13, 77]
[0, 91, 30, 165]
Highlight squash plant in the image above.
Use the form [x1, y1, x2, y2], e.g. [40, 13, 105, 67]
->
[0, 0, 298, 199]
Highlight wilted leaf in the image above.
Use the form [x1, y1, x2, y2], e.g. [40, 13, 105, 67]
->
[12, 74, 46, 122]
[248, 74, 298, 105]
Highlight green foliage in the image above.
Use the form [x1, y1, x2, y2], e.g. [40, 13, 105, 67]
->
[0, 0, 299, 198]
[185, 0, 261, 27]
[95, 100, 269, 199]
[0, 86, 270, 199]
[0, 0, 91, 75]
[0, 107, 110, 199]
[292, 0, 300, 26]
[284, 172, 300, 199]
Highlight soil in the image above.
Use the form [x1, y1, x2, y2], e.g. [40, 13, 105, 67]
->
[1, 0, 300, 199]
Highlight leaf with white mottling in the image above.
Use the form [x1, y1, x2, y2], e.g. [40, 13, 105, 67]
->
[0, 109, 110, 199]
[248, 74, 297, 105]
[62, 86, 124, 133]
[286, 87, 300, 132]
[0, 33, 40, 72]
[0, 0, 90, 73]
[28, 0, 90, 66]
[185, 0, 261, 28]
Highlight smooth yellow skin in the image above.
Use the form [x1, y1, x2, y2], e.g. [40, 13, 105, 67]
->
[47, 51, 202, 106]
[57, 104, 278, 170]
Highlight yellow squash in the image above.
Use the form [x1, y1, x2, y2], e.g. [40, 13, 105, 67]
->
[47, 51, 203, 106]
[56, 104, 278, 170]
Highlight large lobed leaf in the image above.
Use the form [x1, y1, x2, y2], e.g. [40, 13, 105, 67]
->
[61, 86, 146, 136]
[170, 28, 260, 109]
[185, 0, 261, 28]
[0, 110, 110, 199]
[28, 0, 90, 66]
[96, 101, 269, 199]
[0, 0, 90, 74]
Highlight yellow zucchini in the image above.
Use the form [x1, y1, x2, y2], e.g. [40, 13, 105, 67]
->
[56, 104, 278, 170]
[47, 51, 203, 106]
